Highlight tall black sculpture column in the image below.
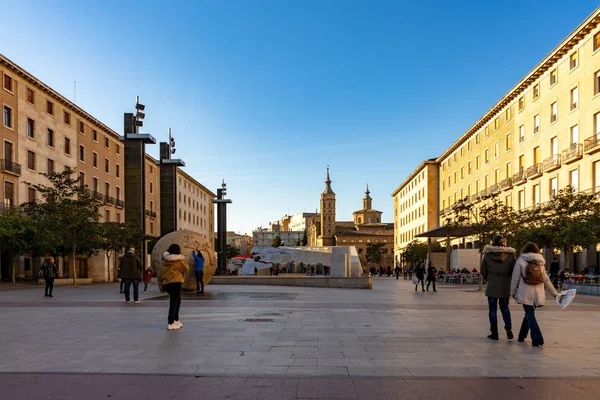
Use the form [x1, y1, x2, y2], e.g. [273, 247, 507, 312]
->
[122, 97, 155, 269]
[159, 129, 185, 236]
[212, 181, 232, 274]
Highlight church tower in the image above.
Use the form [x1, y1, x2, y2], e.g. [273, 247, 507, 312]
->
[320, 167, 336, 246]
[363, 184, 372, 210]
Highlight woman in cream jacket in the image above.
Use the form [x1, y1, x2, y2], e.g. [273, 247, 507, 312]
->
[510, 242, 559, 347]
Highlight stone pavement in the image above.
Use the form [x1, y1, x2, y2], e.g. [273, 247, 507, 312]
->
[0, 278, 599, 398]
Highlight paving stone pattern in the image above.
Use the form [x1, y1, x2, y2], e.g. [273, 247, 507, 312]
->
[0, 279, 599, 380]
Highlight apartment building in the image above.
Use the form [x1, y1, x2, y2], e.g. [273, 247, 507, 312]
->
[176, 168, 215, 245]
[145, 155, 160, 237]
[391, 159, 439, 261]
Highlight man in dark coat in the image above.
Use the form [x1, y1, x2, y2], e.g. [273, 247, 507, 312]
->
[118, 248, 143, 303]
[414, 263, 426, 292]
[481, 234, 517, 341]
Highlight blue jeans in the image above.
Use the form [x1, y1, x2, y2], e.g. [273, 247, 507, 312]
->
[488, 297, 512, 335]
[123, 279, 140, 302]
[518, 305, 544, 346]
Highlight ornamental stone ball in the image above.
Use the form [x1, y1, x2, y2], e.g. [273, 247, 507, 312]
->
[150, 230, 217, 291]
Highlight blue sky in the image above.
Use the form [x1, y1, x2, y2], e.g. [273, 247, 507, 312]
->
[2, 0, 599, 234]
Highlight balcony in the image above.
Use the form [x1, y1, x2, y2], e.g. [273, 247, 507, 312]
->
[525, 163, 543, 180]
[91, 191, 105, 202]
[543, 154, 561, 173]
[470, 193, 481, 203]
[115, 199, 124, 208]
[489, 184, 500, 195]
[500, 178, 512, 191]
[439, 209, 445, 217]
[105, 196, 115, 205]
[512, 169, 526, 186]
[479, 188, 490, 199]
[0, 159, 21, 176]
[562, 143, 583, 164]
[145, 209, 157, 219]
[444, 207, 451, 215]
[584, 133, 600, 155]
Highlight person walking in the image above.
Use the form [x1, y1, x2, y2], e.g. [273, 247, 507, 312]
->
[549, 256, 560, 288]
[143, 267, 153, 293]
[408, 266, 414, 280]
[395, 265, 401, 280]
[414, 263, 425, 292]
[481, 234, 517, 341]
[40, 256, 59, 297]
[118, 248, 143, 304]
[426, 261, 437, 292]
[511, 242, 560, 347]
[158, 244, 190, 331]
[192, 250, 205, 295]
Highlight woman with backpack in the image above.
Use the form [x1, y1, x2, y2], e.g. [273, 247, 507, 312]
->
[510, 242, 560, 347]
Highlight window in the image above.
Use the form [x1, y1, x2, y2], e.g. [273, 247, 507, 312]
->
[460, 167, 464, 179]
[63, 137, 71, 155]
[570, 124, 579, 145]
[550, 102, 557, 123]
[79, 145, 85, 162]
[518, 96, 524, 111]
[47, 129, 54, 147]
[3, 106, 12, 128]
[519, 154, 525, 171]
[27, 88, 34, 104]
[116, 213, 121, 223]
[484, 149, 489, 164]
[468, 161, 472, 175]
[64, 111, 71, 125]
[533, 184, 540, 206]
[550, 69, 557, 86]
[596, 71, 600, 95]
[79, 172, 85, 187]
[475, 134, 480, 144]
[476, 155, 480, 170]
[3, 74, 13, 92]
[594, 32, 600, 51]
[116, 164, 120, 178]
[115, 144, 120, 154]
[79, 121, 84, 133]
[570, 169, 579, 192]
[150, 182, 153, 193]
[533, 146, 540, 164]
[570, 52, 578, 69]
[505, 108, 511, 122]
[505, 133, 511, 151]
[92, 177, 98, 192]
[104, 158, 109, 173]
[494, 141, 499, 158]
[550, 177, 558, 199]
[571, 87, 579, 110]
[105, 210, 110, 222]
[92, 130, 97, 141]
[494, 169, 500, 184]
[518, 190, 525, 211]
[46, 101, 54, 115]
[47, 159, 54, 174]
[93, 152, 98, 168]
[533, 84, 539, 100]
[104, 137, 109, 148]
[27, 188, 36, 203]
[27, 118, 35, 138]
[27, 150, 35, 170]
[533, 115, 540, 134]
[485, 126, 489, 138]
[506, 162, 512, 178]
[468, 140, 472, 152]
[494, 118, 499, 130]
[150, 200, 154, 212]
[519, 125, 525, 142]
[105, 182, 110, 196]
[550, 136, 558, 157]
[116, 187, 121, 201]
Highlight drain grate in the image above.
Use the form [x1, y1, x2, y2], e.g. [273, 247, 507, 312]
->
[255, 312, 283, 317]
[244, 318, 273, 322]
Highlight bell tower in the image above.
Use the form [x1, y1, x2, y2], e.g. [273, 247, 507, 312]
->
[320, 167, 336, 246]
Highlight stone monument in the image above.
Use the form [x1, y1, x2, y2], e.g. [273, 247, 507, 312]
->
[150, 230, 217, 291]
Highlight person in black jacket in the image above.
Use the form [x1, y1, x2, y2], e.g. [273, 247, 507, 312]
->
[415, 263, 426, 292]
[118, 248, 143, 303]
[40, 256, 59, 297]
[426, 262, 437, 292]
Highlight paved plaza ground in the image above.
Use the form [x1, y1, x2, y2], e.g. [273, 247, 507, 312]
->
[0, 278, 599, 399]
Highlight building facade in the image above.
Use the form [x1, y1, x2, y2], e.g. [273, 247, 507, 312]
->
[0, 53, 214, 282]
[391, 159, 439, 261]
[394, 8, 600, 271]
[176, 168, 215, 244]
[252, 228, 304, 248]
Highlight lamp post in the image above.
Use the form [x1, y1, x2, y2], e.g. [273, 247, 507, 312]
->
[212, 180, 232, 274]
[159, 128, 185, 236]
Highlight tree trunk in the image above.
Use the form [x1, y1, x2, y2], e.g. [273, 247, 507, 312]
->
[478, 248, 484, 292]
[106, 253, 112, 283]
[563, 246, 571, 273]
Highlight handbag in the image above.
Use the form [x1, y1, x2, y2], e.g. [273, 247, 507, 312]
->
[412, 277, 418, 285]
